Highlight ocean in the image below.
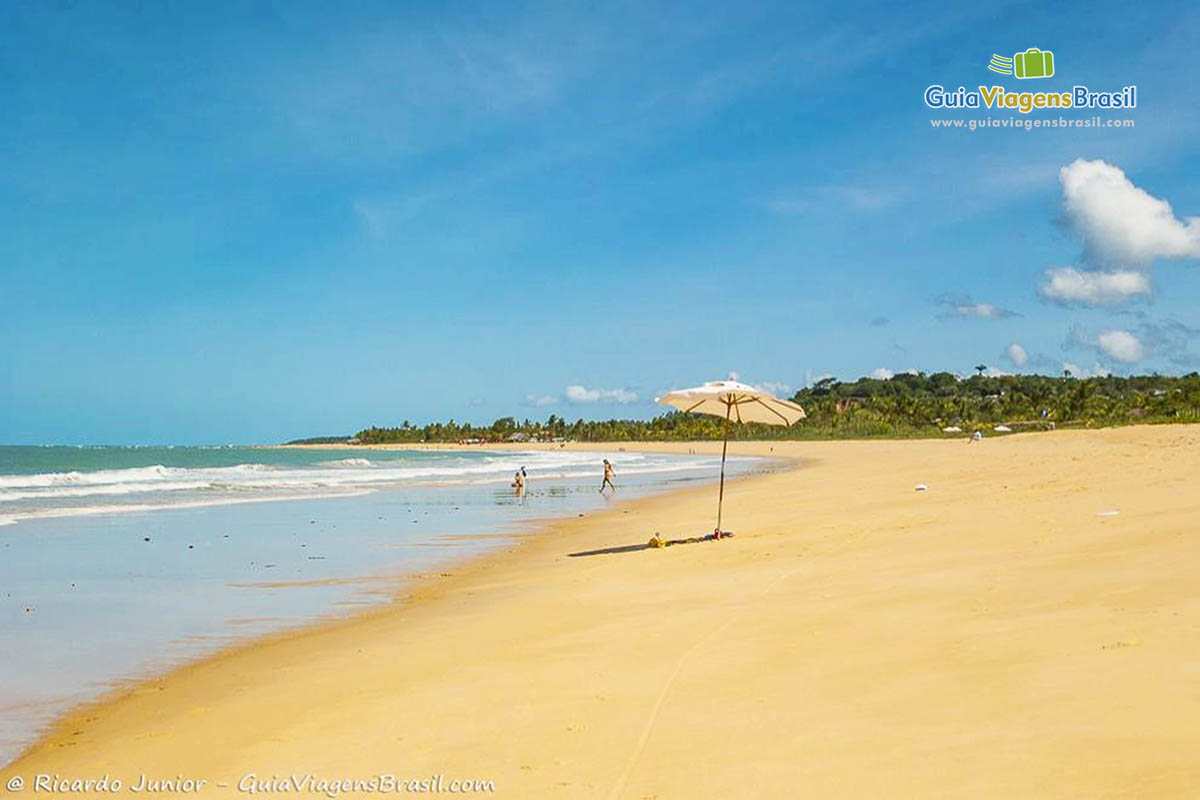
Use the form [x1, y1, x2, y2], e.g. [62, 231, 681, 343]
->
[0, 445, 758, 764]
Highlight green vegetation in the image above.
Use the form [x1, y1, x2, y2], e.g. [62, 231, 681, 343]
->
[327, 372, 1200, 445]
[790, 371, 1200, 437]
[284, 435, 358, 445]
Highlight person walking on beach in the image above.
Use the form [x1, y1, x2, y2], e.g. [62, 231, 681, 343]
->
[599, 459, 616, 493]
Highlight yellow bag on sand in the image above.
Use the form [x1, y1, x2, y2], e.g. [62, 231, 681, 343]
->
[648, 532, 666, 548]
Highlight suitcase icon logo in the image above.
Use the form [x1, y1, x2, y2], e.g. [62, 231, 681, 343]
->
[988, 48, 1055, 79]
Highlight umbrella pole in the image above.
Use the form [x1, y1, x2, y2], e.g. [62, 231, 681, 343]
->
[717, 402, 731, 533]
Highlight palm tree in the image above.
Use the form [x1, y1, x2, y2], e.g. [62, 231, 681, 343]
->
[974, 364, 987, 376]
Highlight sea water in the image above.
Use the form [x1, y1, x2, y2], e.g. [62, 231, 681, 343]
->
[0, 446, 759, 764]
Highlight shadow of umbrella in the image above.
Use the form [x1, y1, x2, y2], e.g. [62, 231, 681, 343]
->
[567, 543, 653, 558]
[567, 532, 736, 558]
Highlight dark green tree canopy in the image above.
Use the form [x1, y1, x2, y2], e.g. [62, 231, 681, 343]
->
[292, 372, 1200, 445]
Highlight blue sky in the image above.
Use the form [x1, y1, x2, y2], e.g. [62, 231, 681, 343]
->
[3, 0, 1199, 444]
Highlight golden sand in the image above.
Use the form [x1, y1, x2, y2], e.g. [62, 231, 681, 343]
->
[5, 427, 1199, 798]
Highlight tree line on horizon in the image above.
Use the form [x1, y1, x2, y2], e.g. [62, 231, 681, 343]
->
[286, 371, 1200, 445]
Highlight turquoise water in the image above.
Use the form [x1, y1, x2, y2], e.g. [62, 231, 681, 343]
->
[0, 446, 759, 764]
[0, 446, 707, 525]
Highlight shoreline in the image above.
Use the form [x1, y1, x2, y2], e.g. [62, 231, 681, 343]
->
[1, 444, 772, 767]
[5, 429, 1200, 797]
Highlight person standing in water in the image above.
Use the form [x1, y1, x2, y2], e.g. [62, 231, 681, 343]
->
[599, 459, 616, 493]
[513, 466, 526, 497]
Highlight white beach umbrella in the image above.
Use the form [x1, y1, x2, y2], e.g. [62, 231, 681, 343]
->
[656, 380, 805, 533]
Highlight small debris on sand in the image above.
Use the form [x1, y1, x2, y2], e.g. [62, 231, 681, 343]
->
[1101, 638, 1139, 650]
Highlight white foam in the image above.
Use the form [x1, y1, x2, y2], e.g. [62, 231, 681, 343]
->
[0, 465, 174, 488]
[0, 489, 374, 525]
[0, 450, 733, 525]
[0, 462, 282, 490]
[0, 480, 212, 502]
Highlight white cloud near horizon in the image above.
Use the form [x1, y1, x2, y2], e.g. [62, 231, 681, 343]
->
[1065, 323, 1146, 366]
[1006, 343, 1029, 368]
[871, 367, 894, 380]
[804, 371, 835, 387]
[753, 380, 794, 396]
[1061, 159, 1200, 266]
[523, 394, 559, 407]
[524, 384, 641, 407]
[1062, 361, 1112, 379]
[1039, 266, 1152, 306]
[564, 384, 639, 405]
[1096, 329, 1146, 364]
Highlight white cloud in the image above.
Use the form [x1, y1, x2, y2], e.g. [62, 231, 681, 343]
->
[1033, 160, 1200, 309]
[1096, 329, 1145, 364]
[1062, 361, 1112, 379]
[936, 295, 1018, 320]
[1006, 343, 1029, 368]
[753, 381, 793, 396]
[523, 394, 559, 407]
[1039, 266, 1152, 306]
[1060, 159, 1200, 265]
[1068, 319, 1199, 368]
[564, 385, 638, 405]
[1064, 324, 1145, 368]
[758, 185, 899, 216]
[871, 367, 894, 380]
[957, 303, 1011, 319]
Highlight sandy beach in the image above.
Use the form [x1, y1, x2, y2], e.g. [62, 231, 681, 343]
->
[4, 426, 1199, 798]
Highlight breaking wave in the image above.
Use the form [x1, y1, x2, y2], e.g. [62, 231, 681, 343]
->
[0, 449, 728, 525]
